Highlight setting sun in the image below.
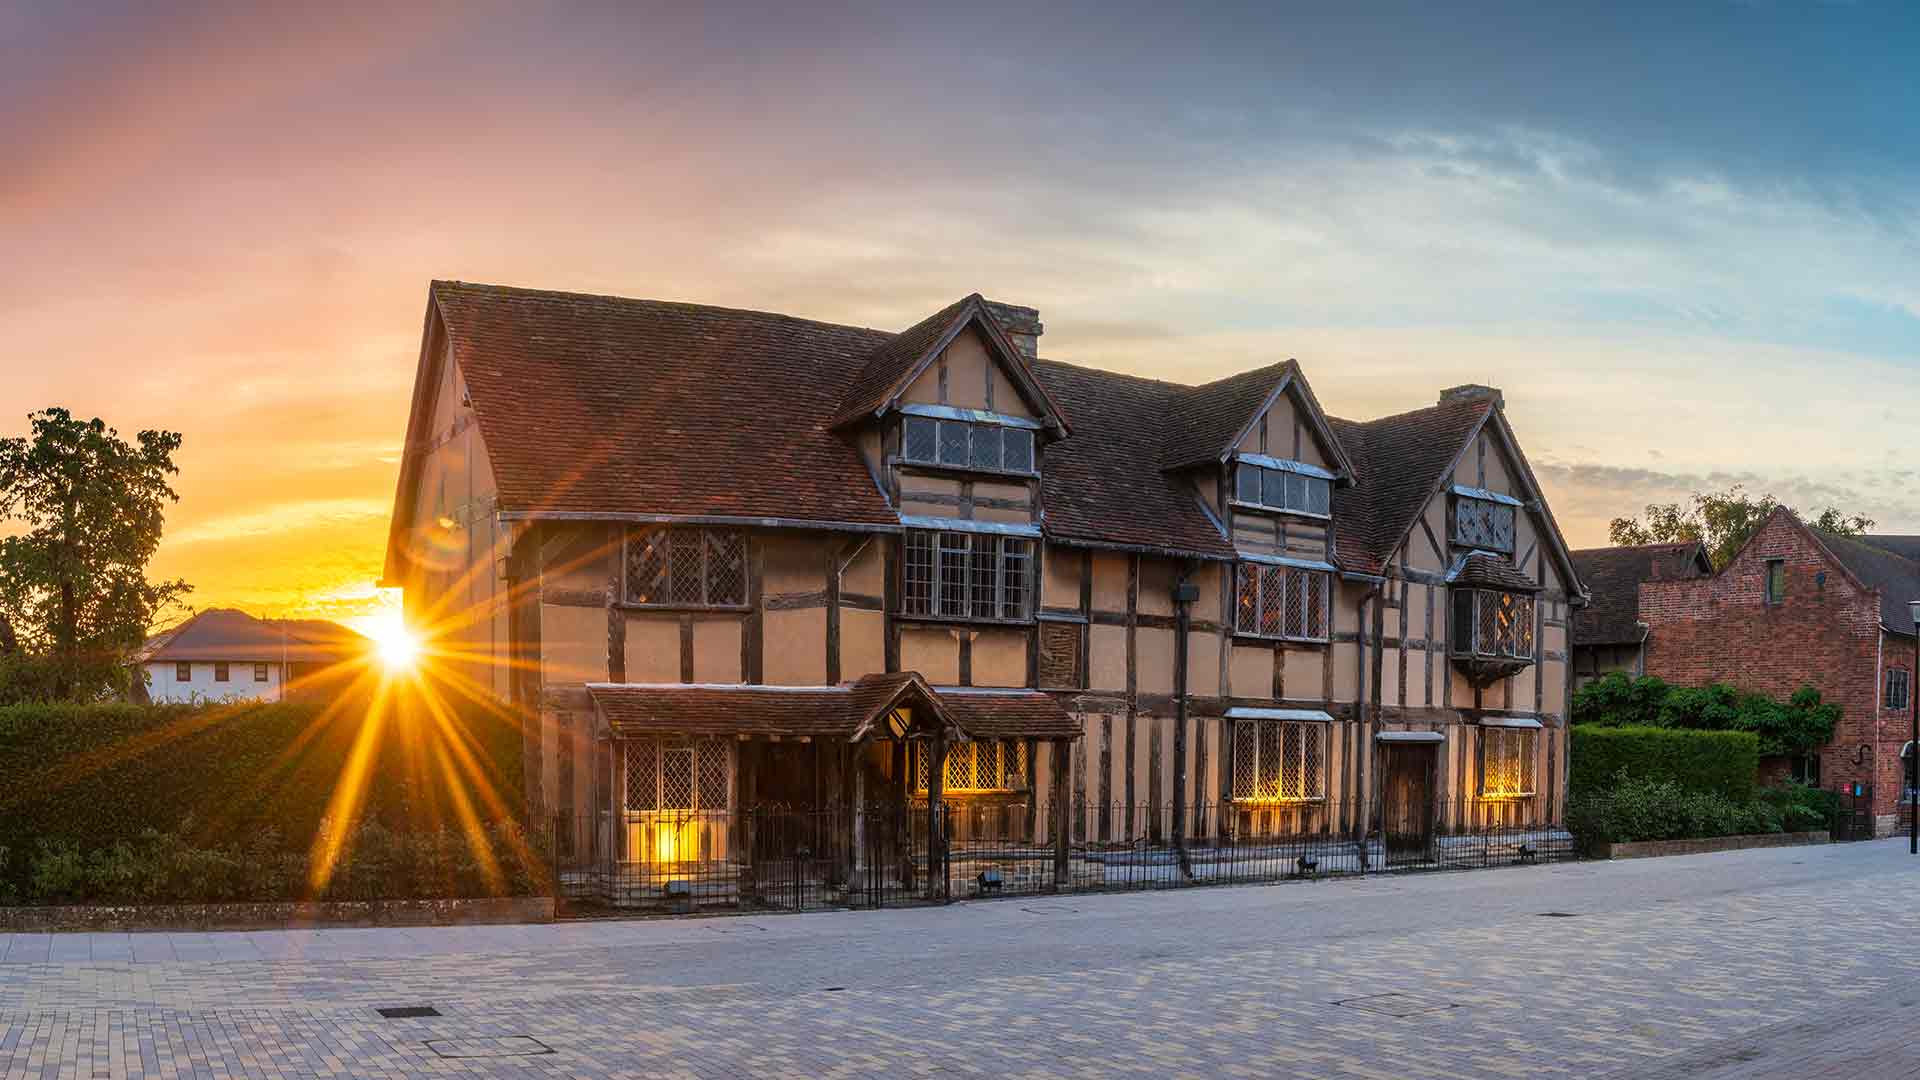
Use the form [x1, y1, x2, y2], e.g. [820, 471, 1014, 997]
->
[359, 612, 422, 672]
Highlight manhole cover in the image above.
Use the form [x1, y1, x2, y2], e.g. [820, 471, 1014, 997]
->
[376, 1006, 440, 1019]
[1332, 993, 1458, 1018]
[1537, 911, 1580, 918]
[1019, 905, 1081, 915]
[425, 1037, 553, 1059]
[707, 923, 767, 934]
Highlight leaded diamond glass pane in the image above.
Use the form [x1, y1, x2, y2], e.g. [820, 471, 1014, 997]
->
[903, 416, 937, 463]
[1280, 722, 1304, 799]
[904, 532, 935, 616]
[1002, 428, 1033, 473]
[970, 540, 998, 619]
[1000, 541, 1030, 619]
[1285, 472, 1308, 513]
[667, 532, 704, 605]
[1284, 569, 1308, 638]
[938, 421, 970, 466]
[1233, 722, 1257, 799]
[938, 533, 971, 617]
[661, 742, 695, 810]
[626, 529, 668, 605]
[914, 743, 930, 792]
[946, 741, 974, 790]
[624, 740, 657, 812]
[1009, 740, 1029, 788]
[1515, 596, 1536, 658]
[1261, 467, 1287, 509]
[707, 531, 746, 606]
[1257, 720, 1282, 800]
[1306, 571, 1326, 639]
[1258, 566, 1284, 636]
[1304, 724, 1325, 798]
[1235, 564, 1259, 633]
[1237, 463, 1262, 503]
[697, 739, 729, 809]
[1306, 475, 1331, 516]
[970, 424, 1001, 469]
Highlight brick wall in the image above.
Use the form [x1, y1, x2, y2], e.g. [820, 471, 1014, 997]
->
[1640, 510, 1906, 819]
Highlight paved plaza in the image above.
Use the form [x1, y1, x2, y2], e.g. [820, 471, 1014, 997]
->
[3, 838, 1919, 1078]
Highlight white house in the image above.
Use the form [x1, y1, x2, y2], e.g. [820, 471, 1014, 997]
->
[139, 609, 367, 704]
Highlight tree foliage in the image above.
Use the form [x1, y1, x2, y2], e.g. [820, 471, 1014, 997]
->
[1607, 484, 1873, 569]
[1572, 673, 1839, 757]
[0, 409, 191, 700]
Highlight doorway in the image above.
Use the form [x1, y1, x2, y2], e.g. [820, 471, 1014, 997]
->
[1379, 743, 1436, 866]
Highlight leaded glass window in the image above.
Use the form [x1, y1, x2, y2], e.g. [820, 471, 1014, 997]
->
[624, 527, 748, 607]
[1451, 496, 1516, 553]
[912, 738, 1029, 793]
[1233, 563, 1330, 641]
[901, 530, 1034, 621]
[1450, 589, 1535, 660]
[624, 737, 732, 812]
[1480, 727, 1537, 798]
[1231, 720, 1326, 802]
[1232, 460, 1331, 517]
[900, 416, 1037, 476]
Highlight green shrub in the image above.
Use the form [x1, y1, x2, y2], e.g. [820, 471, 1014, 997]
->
[1570, 725, 1759, 801]
[0, 694, 530, 902]
[1571, 675, 1837, 757]
[1567, 773, 1793, 848]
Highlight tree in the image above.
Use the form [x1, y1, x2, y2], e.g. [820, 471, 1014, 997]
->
[0, 409, 191, 700]
[1608, 485, 1873, 569]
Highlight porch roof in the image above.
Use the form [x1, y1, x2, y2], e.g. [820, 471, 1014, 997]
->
[586, 675, 1081, 742]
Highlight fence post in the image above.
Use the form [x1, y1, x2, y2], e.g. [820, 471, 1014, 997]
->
[1052, 737, 1070, 890]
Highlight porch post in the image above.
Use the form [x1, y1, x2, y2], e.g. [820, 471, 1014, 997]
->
[891, 736, 909, 890]
[1051, 737, 1070, 890]
[851, 745, 868, 891]
[928, 727, 947, 901]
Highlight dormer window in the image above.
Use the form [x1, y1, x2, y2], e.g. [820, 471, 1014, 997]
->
[1450, 491, 1517, 554]
[901, 415, 1034, 475]
[1233, 458, 1331, 517]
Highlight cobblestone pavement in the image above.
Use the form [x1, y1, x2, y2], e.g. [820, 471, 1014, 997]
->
[3, 838, 1919, 1078]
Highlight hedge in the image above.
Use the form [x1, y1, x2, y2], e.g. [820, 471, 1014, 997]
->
[1566, 776, 1837, 849]
[0, 689, 529, 900]
[1569, 725, 1758, 801]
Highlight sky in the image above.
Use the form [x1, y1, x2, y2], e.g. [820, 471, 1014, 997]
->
[3, 1, 1917, 634]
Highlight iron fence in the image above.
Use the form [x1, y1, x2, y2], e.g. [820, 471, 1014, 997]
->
[552, 794, 1576, 916]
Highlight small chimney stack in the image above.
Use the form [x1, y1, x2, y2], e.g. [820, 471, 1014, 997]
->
[1439, 384, 1503, 408]
[983, 300, 1043, 360]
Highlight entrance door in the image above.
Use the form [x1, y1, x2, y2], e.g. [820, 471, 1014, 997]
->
[1380, 744, 1436, 866]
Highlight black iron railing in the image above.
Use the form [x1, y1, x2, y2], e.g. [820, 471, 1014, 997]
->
[552, 795, 1576, 916]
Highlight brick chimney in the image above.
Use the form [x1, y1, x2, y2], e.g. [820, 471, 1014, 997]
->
[1439, 384, 1503, 408]
[983, 300, 1043, 360]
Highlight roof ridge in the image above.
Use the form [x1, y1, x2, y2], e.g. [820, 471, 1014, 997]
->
[433, 280, 896, 339]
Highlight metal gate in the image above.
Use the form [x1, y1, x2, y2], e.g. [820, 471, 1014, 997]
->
[1832, 784, 1875, 842]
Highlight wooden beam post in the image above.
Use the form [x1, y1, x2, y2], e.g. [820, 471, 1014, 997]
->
[1051, 737, 1070, 890]
[927, 727, 947, 901]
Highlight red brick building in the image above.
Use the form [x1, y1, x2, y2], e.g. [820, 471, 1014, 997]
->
[1624, 508, 1920, 833]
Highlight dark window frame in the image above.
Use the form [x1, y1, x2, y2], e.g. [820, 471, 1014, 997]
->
[1450, 589, 1536, 661]
[1887, 668, 1911, 711]
[912, 738, 1030, 794]
[1232, 563, 1330, 643]
[1479, 726, 1539, 798]
[1230, 719, 1328, 802]
[900, 529, 1035, 624]
[253, 662, 270, 683]
[213, 661, 230, 683]
[1231, 461, 1332, 518]
[623, 526, 750, 610]
[1449, 494, 1518, 555]
[900, 416, 1037, 477]
[1764, 559, 1787, 605]
[175, 661, 191, 682]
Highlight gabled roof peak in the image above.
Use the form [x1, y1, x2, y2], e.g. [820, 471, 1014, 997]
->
[831, 293, 1067, 433]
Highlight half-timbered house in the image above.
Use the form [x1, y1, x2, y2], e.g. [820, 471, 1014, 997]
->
[383, 282, 1588, 903]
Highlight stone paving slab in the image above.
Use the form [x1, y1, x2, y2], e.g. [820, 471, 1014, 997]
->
[3, 839, 1919, 1077]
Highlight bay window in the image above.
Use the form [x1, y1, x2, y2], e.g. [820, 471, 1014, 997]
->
[1231, 719, 1327, 802]
[902, 415, 1035, 475]
[1234, 563, 1329, 641]
[1233, 460, 1332, 517]
[1451, 495, 1517, 554]
[902, 530, 1033, 621]
[1451, 588, 1535, 661]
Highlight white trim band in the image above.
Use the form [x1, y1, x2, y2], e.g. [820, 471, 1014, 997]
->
[1224, 707, 1335, 722]
[897, 515, 1043, 538]
[897, 402, 1044, 430]
[1375, 731, 1446, 744]
[1235, 552, 1339, 573]
[1451, 484, 1524, 507]
[1236, 452, 1337, 480]
[1478, 716, 1543, 729]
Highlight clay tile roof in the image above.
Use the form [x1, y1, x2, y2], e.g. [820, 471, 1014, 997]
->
[1030, 361, 1234, 559]
[1327, 399, 1493, 574]
[1814, 532, 1920, 634]
[587, 677, 1082, 741]
[432, 281, 899, 526]
[832, 295, 979, 426]
[1159, 360, 1298, 471]
[144, 609, 367, 664]
[1569, 542, 1711, 646]
[1448, 551, 1542, 593]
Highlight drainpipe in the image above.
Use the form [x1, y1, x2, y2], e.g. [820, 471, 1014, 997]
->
[1349, 575, 1385, 858]
[1171, 565, 1199, 879]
